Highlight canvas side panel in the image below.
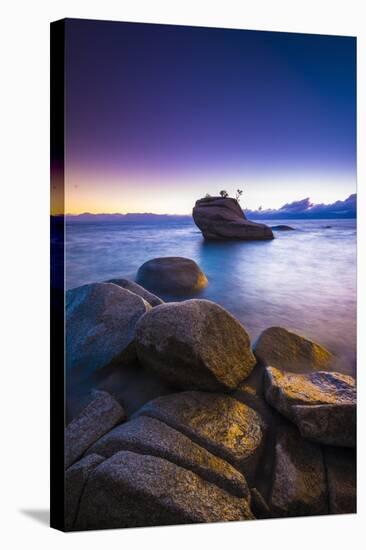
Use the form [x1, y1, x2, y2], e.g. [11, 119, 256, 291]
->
[50, 18, 66, 532]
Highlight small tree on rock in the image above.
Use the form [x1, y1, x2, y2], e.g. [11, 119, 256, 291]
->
[219, 190, 229, 198]
[235, 189, 243, 202]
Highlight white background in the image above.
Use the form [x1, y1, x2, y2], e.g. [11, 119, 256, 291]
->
[0, 1, 365, 548]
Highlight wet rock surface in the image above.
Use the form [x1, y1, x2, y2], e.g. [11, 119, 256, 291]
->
[135, 299, 256, 391]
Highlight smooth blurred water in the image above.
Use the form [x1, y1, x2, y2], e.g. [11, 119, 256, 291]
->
[66, 218, 356, 374]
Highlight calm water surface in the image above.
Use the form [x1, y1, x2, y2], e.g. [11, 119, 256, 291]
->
[66, 218, 356, 374]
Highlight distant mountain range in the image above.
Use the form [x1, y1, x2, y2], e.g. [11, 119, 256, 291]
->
[62, 194, 356, 222]
[64, 212, 191, 222]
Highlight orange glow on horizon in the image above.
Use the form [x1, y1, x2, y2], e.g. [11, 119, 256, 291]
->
[63, 168, 356, 216]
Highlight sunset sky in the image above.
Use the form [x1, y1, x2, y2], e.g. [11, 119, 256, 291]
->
[62, 19, 356, 215]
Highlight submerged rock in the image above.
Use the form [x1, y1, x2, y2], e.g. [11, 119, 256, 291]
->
[192, 196, 273, 240]
[65, 390, 125, 468]
[135, 299, 256, 391]
[106, 278, 163, 307]
[86, 415, 249, 497]
[264, 367, 356, 447]
[135, 391, 265, 481]
[254, 326, 334, 372]
[136, 256, 208, 294]
[75, 451, 254, 530]
[66, 283, 151, 375]
[65, 454, 104, 530]
[269, 426, 328, 517]
[271, 225, 295, 231]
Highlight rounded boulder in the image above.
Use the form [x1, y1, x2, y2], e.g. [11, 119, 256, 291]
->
[135, 299, 256, 391]
[66, 283, 151, 376]
[136, 257, 208, 294]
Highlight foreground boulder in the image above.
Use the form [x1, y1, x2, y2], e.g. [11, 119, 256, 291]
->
[66, 283, 151, 375]
[75, 451, 254, 529]
[254, 326, 334, 372]
[324, 447, 356, 514]
[135, 391, 265, 481]
[192, 196, 273, 240]
[65, 390, 125, 468]
[136, 257, 208, 294]
[135, 299, 256, 391]
[106, 278, 163, 306]
[269, 426, 328, 517]
[65, 454, 104, 530]
[264, 367, 356, 447]
[86, 415, 248, 497]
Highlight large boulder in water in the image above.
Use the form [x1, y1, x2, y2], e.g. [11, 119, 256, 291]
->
[192, 196, 273, 240]
[135, 391, 266, 482]
[264, 367, 356, 447]
[66, 282, 151, 375]
[86, 415, 249, 498]
[254, 326, 334, 372]
[136, 256, 208, 294]
[106, 278, 163, 307]
[75, 450, 254, 529]
[135, 299, 256, 391]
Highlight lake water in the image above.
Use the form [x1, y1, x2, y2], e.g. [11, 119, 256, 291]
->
[65, 218, 356, 375]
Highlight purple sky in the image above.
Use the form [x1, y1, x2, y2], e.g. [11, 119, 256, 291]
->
[63, 19, 356, 214]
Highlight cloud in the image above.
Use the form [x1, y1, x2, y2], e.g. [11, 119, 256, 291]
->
[245, 194, 356, 219]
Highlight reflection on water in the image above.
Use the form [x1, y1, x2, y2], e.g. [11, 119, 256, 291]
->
[66, 218, 356, 375]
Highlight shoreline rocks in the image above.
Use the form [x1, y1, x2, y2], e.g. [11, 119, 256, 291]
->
[65, 390, 125, 469]
[65, 454, 104, 530]
[324, 447, 356, 514]
[135, 391, 266, 482]
[106, 278, 164, 307]
[66, 283, 151, 376]
[64, 275, 356, 528]
[135, 299, 256, 391]
[86, 415, 249, 497]
[137, 256, 208, 294]
[269, 426, 328, 517]
[264, 367, 356, 447]
[75, 451, 254, 530]
[192, 196, 274, 240]
[254, 326, 334, 372]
